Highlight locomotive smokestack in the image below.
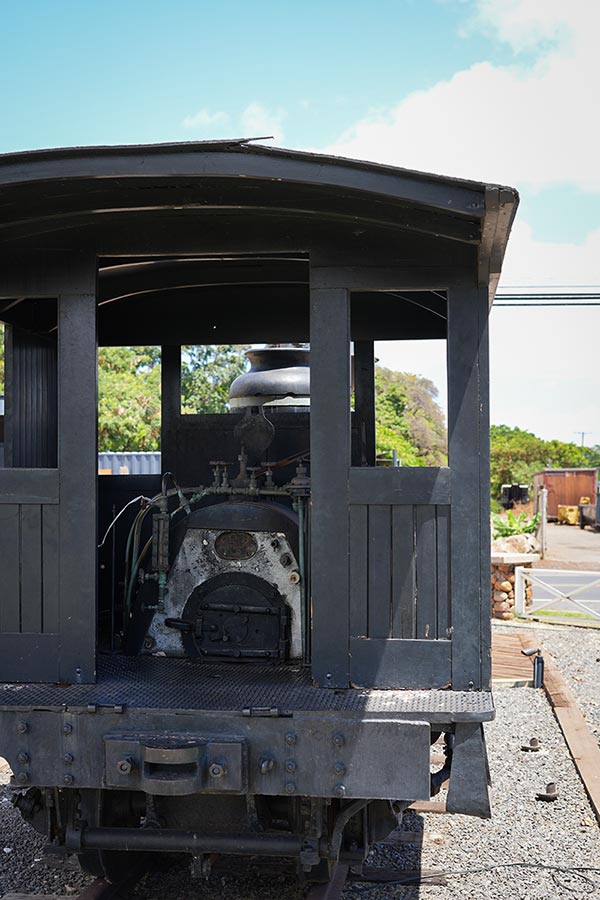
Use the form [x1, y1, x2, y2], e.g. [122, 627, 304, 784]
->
[229, 345, 310, 411]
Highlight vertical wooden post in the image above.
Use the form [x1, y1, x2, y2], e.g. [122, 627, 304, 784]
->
[58, 290, 97, 683]
[354, 340, 376, 466]
[161, 345, 181, 473]
[3, 325, 14, 467]
[447, 279, 490, 690]
[309, 273, 351, 687]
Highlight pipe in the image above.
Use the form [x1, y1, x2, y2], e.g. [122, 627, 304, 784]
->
[296, 497, 308, 664]
[68, 826, 308, 857]
[329, 800, 370, 857]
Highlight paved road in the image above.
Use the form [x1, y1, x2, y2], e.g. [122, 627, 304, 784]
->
[538, 522, 600, 570]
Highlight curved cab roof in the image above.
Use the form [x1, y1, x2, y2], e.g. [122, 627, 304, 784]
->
[0, 139, 519, 344]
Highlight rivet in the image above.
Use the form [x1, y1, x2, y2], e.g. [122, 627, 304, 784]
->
[333, 784, 346, 798]
[16, 772, 29, 784]
[63, 774, 74, 786]
[17, 722, 29, 734]
[332, 733, 345, 749]
[285, 732, 297, 746]
[285, 759, 297, 774]
[333, 761, 346, 776]
[62, 723, 73, 735]
[284, 781, 296, 794]
[63, 753, 74, 766]
[16, 751, 30, 765]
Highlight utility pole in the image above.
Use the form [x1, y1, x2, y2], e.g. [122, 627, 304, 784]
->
[574, 431, 592, 446]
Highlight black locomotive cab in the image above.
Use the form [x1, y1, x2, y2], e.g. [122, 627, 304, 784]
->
[0, 140, 518, 884]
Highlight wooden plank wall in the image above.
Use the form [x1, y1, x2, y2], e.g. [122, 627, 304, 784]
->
[349, 502, 451, 640]
[0, 502, 59, 635]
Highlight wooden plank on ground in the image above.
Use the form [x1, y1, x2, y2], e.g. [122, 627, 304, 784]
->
[491, 630, 535, 685]
[409, 800, 447, 814]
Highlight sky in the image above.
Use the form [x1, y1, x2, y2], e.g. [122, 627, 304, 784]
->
[0, 0, 598, 444]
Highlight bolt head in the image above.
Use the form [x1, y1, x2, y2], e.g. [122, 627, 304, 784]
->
[209, 763, 226, 779]
[62, 723, 73, 735]
[285, 732, 297, 746]
[17, 722, 28, 734]
[284, 781, 296, 794]
[16, 751, 30, 765]
[260, 757, 275, 775]
[63, 753, 74, 765]
[116, 758, 133, 775]
[16, 772, 29, 784]
[333, 784, 346, 798]
[332, 733, 345, 749]
[285, 759, 297, 774]
[333, 762, 346, 776]
[63, 774, 74, 786]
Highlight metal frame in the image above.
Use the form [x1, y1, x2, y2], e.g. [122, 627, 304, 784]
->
[515, 566, 600, 621]
[0, 142, 517, 690]
[0, 270, 97, 683]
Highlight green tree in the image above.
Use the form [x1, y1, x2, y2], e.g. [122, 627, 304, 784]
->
[98, 347, 162, 451]
[97, 344, 249, 451]
[181, 345, 249, 414]
[375, 367, 447, 466]
[490, 424, 599, 500]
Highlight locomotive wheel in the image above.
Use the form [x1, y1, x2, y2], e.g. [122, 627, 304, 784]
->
[77, 789, 151, 884]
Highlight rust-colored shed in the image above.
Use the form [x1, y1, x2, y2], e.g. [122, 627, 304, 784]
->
[533, 468, 598, 519]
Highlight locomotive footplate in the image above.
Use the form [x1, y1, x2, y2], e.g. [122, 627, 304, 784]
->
[0, 655, 494, 808]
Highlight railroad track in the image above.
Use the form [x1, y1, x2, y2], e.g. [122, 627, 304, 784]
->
[3, 873, 142, 900]
[305, 862, 447, 899]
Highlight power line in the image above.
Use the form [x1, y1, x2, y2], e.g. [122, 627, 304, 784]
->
[495, 287, 600, 308]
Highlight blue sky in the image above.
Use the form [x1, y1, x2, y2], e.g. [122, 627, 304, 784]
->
[1, 1, 523, 151]
[1, 0, 598, 443]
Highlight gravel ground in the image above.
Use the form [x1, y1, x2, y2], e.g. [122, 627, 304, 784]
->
[2, 635, 600, 898]
[532, 623, 600, 744]
[347, 685, 600, 900]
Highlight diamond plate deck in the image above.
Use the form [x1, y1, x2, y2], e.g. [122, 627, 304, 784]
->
[0, 654, 494, 721]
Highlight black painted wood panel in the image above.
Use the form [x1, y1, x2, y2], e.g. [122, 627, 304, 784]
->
[0, 499, 60, 643]
[0, 504, 20, 633]
[349, 505, 368, 637]
[349, 502, 450, 649]
[447, 281, 488, 689]
[42, 504, 60, 634]
[20, 504, 42, 633]
[349, 466, 450, 505]
[415, 505, 438, 640]
[392, 505, 416, 638]
[367, 505, 392, 638]
[309, 281, 351, 687]
[350, 637, 452, 689]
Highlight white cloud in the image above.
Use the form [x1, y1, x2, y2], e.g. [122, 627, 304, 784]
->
[468, 0, 578, 52]
[318, 1, 600, 442]
[182, 108, 230, 129]
[501, 220, 600, 286]
[240, 103, 286, 144]
[321, 0, 600, 193]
